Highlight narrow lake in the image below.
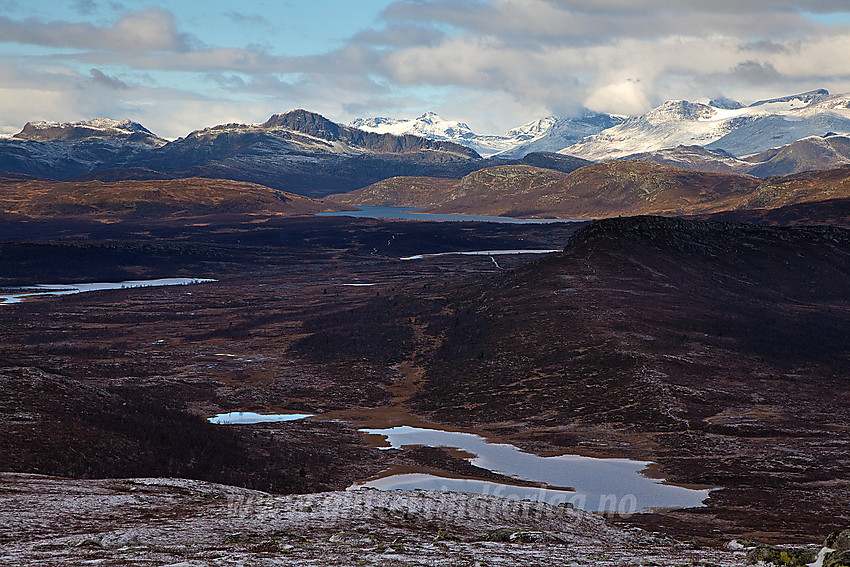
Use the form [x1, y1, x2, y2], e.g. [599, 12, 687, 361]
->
[318, 206, 581, 224]
[354, 426, 714, 513]
[0, 277, 216, 305]
[399, 249, 561, 260]
[208, 412, 314, 424]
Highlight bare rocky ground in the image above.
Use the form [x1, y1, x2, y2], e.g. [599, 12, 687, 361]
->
[0, 472, 747, 567]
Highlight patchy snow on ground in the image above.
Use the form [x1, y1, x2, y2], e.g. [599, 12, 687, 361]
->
[0, 473, 746, 566]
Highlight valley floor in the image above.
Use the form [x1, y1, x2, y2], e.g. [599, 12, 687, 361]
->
[1, 214, 848, 560]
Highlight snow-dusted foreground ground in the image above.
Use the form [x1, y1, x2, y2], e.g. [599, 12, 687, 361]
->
[0, 473, 746, 566]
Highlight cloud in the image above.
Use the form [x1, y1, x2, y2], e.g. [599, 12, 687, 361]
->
[378, 0, 823, 44]
[0, 9, 194, 52]
[89, 68, 128, 89]
[224, 11, 273, 29]
[351, 24, 445, 48]
[345, 0, 850, 117]
[109, 9, 194, 52]
[729, 60, 784, 85]
[585, 79, 651, 116]
[73, 0, 98, 15]
[0, 61, 271, 139]
[3, 1, 850, 137]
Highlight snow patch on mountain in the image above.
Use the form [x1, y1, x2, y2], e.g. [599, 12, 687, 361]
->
[350, 112, 513, 156]
[496, 114, 626, 158]
[748, 88, 830, 108]
[351, 112, 474, 139]
[504, 116, 560, 140]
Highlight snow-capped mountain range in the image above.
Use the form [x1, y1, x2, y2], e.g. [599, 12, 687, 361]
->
[350, 112, 624, 157]
[350, 112, 519, 156]
[349, 90, 850, 163]
[561, 89, 850, 160]
[4, 89, 850, 192]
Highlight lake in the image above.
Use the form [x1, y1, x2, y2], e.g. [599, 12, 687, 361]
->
[354, 426, 714, 513]
[0, 277, 216, 305]
[318, 206, 581, 224]
[208, 412, 314, 424]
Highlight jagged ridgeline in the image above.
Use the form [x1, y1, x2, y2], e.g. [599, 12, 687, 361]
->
[3, 89, 850, 200]
[1, 110, 487, 197]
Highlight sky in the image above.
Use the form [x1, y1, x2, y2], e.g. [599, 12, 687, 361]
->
[2, 0, 850, 139]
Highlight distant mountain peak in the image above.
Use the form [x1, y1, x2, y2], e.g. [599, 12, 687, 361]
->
[13, 118, 164, 146]
[261, 108, 339, 133]
[505, 116, 559, 138]
[708, 96, 744, 110]
[749, 88, 830, 108]
[19, 117, 145, 132]
[417, 111, 443, 121]
[643, 100, 716, 122]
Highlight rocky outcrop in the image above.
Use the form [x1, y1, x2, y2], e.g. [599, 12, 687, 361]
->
[825, 550, 850, 567]
[825, 529, 850, 551]
[744, 545, 817, 566]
